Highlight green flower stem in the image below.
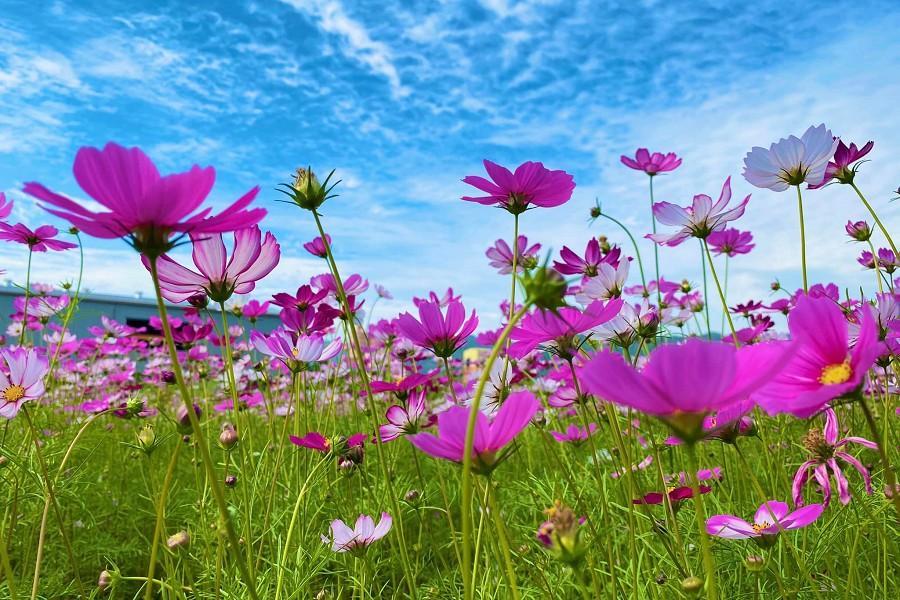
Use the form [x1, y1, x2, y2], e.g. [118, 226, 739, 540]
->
[865, 238, 884, 294]
[310, 209, 418, 599]
[460, 303, 531, 600]
[147, 256, 259, 600]
[703, 240, 738, 345]
[649, 176, 662, 308]
[685, 442, 717, 600]
[796, 185, 809, 293]
[0, 521, 16, 600]
[485, 482, 521, 600]
[18, 249, 33, 347]
[143, 439, 182, 600]
[596, 212, 647, 290]
[47, 232, 84, 377]
[850, 181, 898, 257]
[699, 240, 712, 339]
[857, 394, 900, 520]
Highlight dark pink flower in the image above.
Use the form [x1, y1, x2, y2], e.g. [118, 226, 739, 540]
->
[462, 159, 575, 214]
[273, 285, 328, 311]
[620, 149, 681, 175]
[549, 423, 596, 444]
[754, 295, 879, 418]
[0, 347, 48, 419]
[378, 391, 436, 442]
[144, 226, 280, 303]
[396, 299, 478, 359]
[413, 288, 459, 308]
[0, 193, 13, 220]
[280, 304, 340, 335]
[241, 300, 270, 321]
[844, 220, 872, 242]
[24, 142, 265, 256]
[303, 234, 331, 258]
[485, 235, 541, 274]
[706, 501, 823, 545]
[0, 223, 77, 252]
[508, 300, 623, 359]
[554, 239, 622, 277]
[809, 139, 874, 188]
[707, 228, 754, 257]
[408, 389, 539, 473]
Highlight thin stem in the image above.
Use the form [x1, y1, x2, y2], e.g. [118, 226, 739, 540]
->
[147, 257, 259, 600]
[699, 239, 711, 339]
[48, 233, 84, 376]
[685, 442, 717, 600]
[649, 176, 661, 308]
[858, 394, 900, 520]
[18, 249, 33, 346]
[460, 303, 531, 600]
[796, 185, 808, 293]
[850, 181, 898, 257]
[703, 240, 738, 345]
[144, 440, 182, 600]
[0, 520, 16, 600]
[720, 256, 729, 334]
[485, 482, 521, 600]
[596, 212, 647, 289]
[865, 238, 884, 294]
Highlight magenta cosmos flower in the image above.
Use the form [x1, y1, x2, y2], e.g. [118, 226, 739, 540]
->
[408, 390, 540, 473]
[322, 512, 392, 553]
[485, 235, 541, 274]
[461, 159, 575, 214]
[809, 139, 874, 188]
[754, 295, 879, 418]
[578, 338, 790, 441]
[549, 423, 597, 445]
[378, 390, 436, 442]
[395, 299, 478, 359]
[0, 223, 77, 252]
[507, 299, 623, 359]
[620, 149, 681, 175]
[303, 234, 331, 258]
[706, 500, 823, 546]
[793, 408, 876, 506]
[554, 239, 622, 278]
[0, 347, 49, 419]
[706, 228, 754, 257]
[647, 177, 750, 247]
[0, 193, 12, 220]
[23, 142, 266, 256]
[145, 226, 280, 303]
[250, 330, 342, 372]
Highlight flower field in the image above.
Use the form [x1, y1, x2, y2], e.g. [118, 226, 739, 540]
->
[0, 131, 898, 600]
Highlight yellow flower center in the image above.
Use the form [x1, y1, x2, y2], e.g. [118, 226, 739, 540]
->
[291, 347, 300, 358]
[752, 521, 771, 534]
[819, 361, 852, 385]
[2, 385, 26, 403]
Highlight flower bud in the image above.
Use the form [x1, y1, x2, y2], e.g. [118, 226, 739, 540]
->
[187, 293, 209, 309]
[845, 220, 873, 242]
[744, 555, 765, 572]
[225, 474, 238, 488]
[280, 167, 339, 211]
[176, 403, 202, 434]
[219, 422, 239, 450]
[404, 489, 421, 503]
[137, 425, 156, 453]
[166, 530, 190, 551]
[597, 236, 611, 254]
[520, 266, 568, 311]
[681, 576, 704, 594]
[98, 569, 114, 592]
[161, 370, 176, 384]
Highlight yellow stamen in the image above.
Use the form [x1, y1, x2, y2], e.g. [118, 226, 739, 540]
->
[2, 385, 26, 403]
[752, 521, 771, 534]
[819, 360, 852, 385]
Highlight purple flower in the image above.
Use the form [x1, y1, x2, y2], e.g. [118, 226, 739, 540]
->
[145, 226, 280, 303]
[395, 299, 478, 359]
[707, 228, 754, 257]
[844, 220, 872, 242]
[792, 408, 876, 506]
[374, 284, 393, 299]
[706, 500, 824, 545]
[322, 513, 392, 553]
[0, 347, 48, 419]
[620, 149, 682, 175]
[508, 300, 623, 359]
[553, 239, 619, 278]
[303, 234, 331, 258]
[809, 139, 874, 188]
[462, 159, 575, 214]
[408, 390, 539, 473]
[485, 235, 541, 274]
[241, 299, 270, 321]
[549, 423, 597, 444]
[647, 177, 750, 247]
[0, 223, 77, 252]
[251, 330, 342, 371]
[0, 193, 12, 220]
[378, 391, 436, 442]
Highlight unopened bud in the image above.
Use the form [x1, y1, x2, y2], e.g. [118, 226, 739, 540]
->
[744, 555, 765, 572]
[98, 569, 113, 591]
[219, 423, 239, 450]
[161, 370, 176, 384]
[166, 530, 190, 550]
[225, 474, 238, 488]
[681, 576, 704, 594]
[404, 489, 421, 503]
[137, 425, 156, 453]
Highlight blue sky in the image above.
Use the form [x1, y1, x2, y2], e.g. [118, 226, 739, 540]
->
[1, 0, 899, 327]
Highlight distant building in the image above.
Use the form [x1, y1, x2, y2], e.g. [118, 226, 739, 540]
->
[0, 285, 282, 337]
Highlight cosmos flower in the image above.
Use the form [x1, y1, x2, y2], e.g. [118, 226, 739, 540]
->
[413, 288, 459, 308]
[620, 149, 682, 175]
[554, 239, 621, 278]
[312, 273, 369, 297]
[549, 423, 597, 444]
[378, 391, 436, 442]
[0, 192, 12, 220]
[792, 408, 876, 506]
[706, 501, 823, 545]
[0, 347, 48, 419]
[303, 234, 331, 258]
[647, 177, 750, 247]
[395, 299, 478, 359]
[462, 159, 575, 214]
[742, 124, 839, 191]
[706, 228, 754, 257]
[145, 226, 280, 303]
[0, 223, 77, 252]
[23, 142, 265, 256]
[844, 220, 872, 242]
[574, 261, 631, 301]
[809, 139, 874, 188]
[485, 235, 541, 274]
[754, 295, 879, 418]
[273, 284, 329, 311]
[374, 284, 393, 299]
[579, 338, 790, 441]
[322, 513, 392, 553]
[250, 330, 342, 372]
[507, 299, 623, 359]
[408, 390, 539, 473]
[241, 299, 270, 322]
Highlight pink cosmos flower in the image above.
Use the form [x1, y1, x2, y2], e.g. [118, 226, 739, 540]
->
[707, 228, 754, 257]
[706, 501, 824, 545]
[574, 261, 631, 302]
[743, 124, 839, 191]
[312, 273, 368, 297]
[647, 177, 750, 247]
[0, 223, 77, 252]
[145, 226, 280, 303]
[413, 288, 459, 308]
[485, 235, 541, 274]
[378, 391, 436, 442]
[303, 234, 331, 258]
[241, 299, 270, 321]
[634, 485, 711, 506]
[579, 338, 790, 441]
[809, 139, 874, 188]
[507, 299, 623, 359]
[273, 284, 328, 311]
[374, 284, 393, 299]
[549, 423, 597, 444]
[23, 142, 265, 256]
[461, 159, 575, 214]
[844, 220, 872, 242]
[754, 295, 879, 418]
[250, 329, 342, 372]
[620, 149, 682, 175]
[370, 372, 434, 399]
[408, 390, 540, 473]
[322, 513, 392, 553]
[0, 193, 12, 220]
[792, 408, 876, 506]
[290, 431, 365, 453]
[280, 304, 340, 335]
[553, 240, 621, 278]
[0, 347, 49, 419]
[395, 299, 478, 359]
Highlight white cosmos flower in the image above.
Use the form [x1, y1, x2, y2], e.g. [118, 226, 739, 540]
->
[575, 260, 630, 303]
[742, 124, 839, 191]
